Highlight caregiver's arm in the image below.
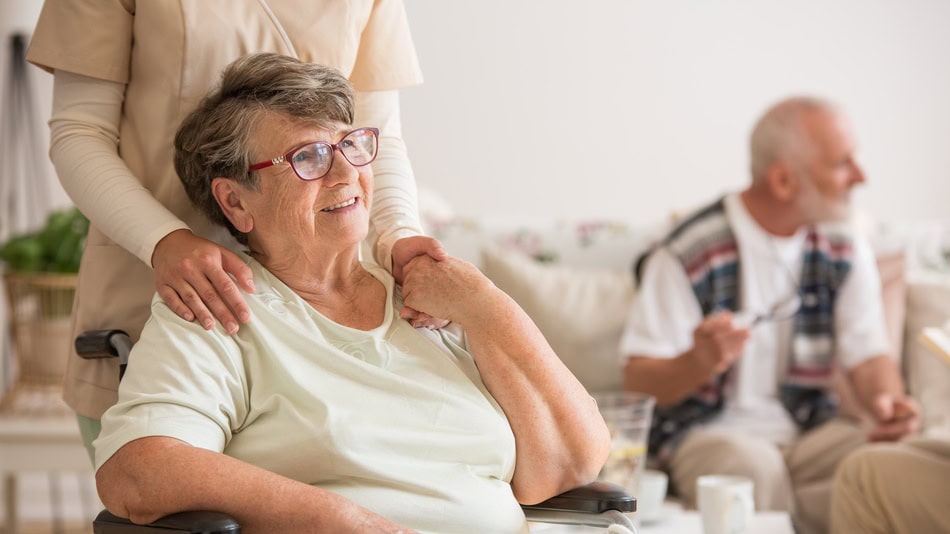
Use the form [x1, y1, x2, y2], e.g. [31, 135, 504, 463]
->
[401, 257, 611, 505]
[49, 70, 253, 332]
[96, 437, 412, 533]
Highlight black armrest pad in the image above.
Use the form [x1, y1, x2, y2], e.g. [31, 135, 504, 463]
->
[521, 481, 636, 514]
[76, 329, 128, 359]
[94, 510, 240, 533]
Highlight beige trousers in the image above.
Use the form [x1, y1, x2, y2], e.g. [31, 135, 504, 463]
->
[830, 437, 950, 534]
[669, 418, 866, 534]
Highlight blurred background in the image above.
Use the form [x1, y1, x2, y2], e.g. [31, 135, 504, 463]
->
[400, 1, 950, 226]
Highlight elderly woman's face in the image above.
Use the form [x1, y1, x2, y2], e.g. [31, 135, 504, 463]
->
[241, 113, 373, 254]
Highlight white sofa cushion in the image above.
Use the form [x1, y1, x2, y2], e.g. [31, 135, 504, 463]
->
[903, 270, 950, 433]
[480, 246, 635, 394]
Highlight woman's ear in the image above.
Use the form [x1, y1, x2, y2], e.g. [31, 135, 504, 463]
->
[211, 178, 254, 233]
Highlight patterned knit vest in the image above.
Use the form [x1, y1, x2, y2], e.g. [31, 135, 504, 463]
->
[634, 198, 853, 465]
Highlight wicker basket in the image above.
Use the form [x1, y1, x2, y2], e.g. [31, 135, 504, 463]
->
[3, 272, 76, 390]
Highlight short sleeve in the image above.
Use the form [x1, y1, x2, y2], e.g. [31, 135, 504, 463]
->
[93, 297, 249, 470]
[348, 0, 424, 91]
[619, 248, 703, 360]
[834, 235, 893, 369]
[26, 0, 134, 83]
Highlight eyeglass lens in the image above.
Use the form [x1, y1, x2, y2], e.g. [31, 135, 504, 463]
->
[291, 128, 378, 180]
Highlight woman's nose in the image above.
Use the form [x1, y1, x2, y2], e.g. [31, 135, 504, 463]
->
[322, 148, 359, 187]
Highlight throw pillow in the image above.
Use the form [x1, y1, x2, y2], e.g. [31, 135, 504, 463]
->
[480, 246, 635, 394]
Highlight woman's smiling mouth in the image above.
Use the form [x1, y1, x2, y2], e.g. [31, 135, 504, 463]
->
[321, 197, 358, 212]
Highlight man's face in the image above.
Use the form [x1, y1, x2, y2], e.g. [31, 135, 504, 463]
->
[792, 110, 866, 223]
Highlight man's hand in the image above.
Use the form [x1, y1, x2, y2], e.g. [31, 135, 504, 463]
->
[152, 229, 255, 334]
[392, 236, 450, 329]
[868, 393, 920, 442]
[686, 312, 751, 376]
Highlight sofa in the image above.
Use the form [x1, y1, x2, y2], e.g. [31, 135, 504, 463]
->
[420, 199, 950, 438]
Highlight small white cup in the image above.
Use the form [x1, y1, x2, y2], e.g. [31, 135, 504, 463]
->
[696, 475, 755, 534]
[637, 469, 669, 523]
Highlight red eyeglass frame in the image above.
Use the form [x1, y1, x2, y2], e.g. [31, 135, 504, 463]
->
[247, 127, 379, 181]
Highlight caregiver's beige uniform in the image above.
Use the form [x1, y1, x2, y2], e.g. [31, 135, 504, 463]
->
[27, 0, 423, 419]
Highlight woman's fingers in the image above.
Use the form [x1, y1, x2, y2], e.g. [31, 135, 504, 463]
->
[153, 231, 254, 333]
[174, 281, 217, 330]
[206, 266, 251, 325]
[391, 235, 447, 284]
[400, 307, 450, 329]
[185, 272, 239, 333]
[157, 285, 194, 322]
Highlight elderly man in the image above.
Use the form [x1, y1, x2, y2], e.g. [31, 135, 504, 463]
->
[620, 96, 918, 533]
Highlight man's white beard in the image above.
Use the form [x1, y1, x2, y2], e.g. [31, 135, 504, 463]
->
[796, 177, 851, 224]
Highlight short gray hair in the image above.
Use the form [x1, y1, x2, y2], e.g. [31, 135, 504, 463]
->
[749, 96, 840, 182]
[174, 53, 355, 244]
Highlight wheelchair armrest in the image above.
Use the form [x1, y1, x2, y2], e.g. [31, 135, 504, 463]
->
[76, 329, 132, 359]
[76, 329, 133, 379]
[93, 510, 240, 534]
[91, 484, 632, 533]
[521, 480, 636, 514]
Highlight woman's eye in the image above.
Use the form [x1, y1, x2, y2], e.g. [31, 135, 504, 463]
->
[294, 150, 315, 163]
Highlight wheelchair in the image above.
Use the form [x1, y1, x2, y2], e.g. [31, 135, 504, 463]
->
[77, 330, 637, 533]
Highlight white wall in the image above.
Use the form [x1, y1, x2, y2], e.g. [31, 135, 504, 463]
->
[401, 0, 950, 226]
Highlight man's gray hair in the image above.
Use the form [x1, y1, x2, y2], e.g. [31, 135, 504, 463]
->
[749, 96, 840, 182]
[174, 52, 355, 245]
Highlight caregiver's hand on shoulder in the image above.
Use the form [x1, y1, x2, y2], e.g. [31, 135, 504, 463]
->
[401, 256, 498, 326]
[393, 235, 450, 329]
[152, 229, 255, 334]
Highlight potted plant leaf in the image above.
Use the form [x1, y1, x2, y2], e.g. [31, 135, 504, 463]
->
[1, 207, 88, 394]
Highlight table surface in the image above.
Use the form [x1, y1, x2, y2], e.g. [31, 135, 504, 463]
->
[530, 509, 794, 533]
[639, 510, 793, 534]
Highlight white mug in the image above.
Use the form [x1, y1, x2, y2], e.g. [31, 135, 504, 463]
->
[696, 475, 755, 534]
[638, 469, 669, 523]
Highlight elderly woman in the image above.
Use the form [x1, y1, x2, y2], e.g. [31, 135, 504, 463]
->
[93, 53, 610, 533]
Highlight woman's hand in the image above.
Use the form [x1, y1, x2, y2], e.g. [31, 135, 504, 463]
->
[392, 236, 451, 329]
[401, 256, 498, 326]
[390, 235, 447, 284]
[152, 229, 255, 333]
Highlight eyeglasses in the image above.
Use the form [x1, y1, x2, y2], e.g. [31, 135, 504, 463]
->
[248, 127, 379, 181]
[744, 234, 805, 327]
[732, 292, 802, 329]
[748, 292, 802, 326]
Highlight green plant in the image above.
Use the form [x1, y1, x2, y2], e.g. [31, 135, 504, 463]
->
[0, 207, 89, 273]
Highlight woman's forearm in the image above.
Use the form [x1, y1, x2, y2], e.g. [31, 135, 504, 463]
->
[96, 437, 396, 533]
[460, 289, 611, 504]
[400, 257, 611, 503]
